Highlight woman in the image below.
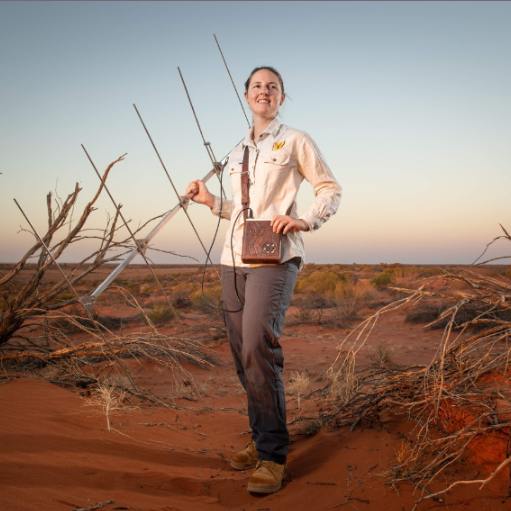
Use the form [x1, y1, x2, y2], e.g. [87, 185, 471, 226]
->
[186, 66, 341, 494]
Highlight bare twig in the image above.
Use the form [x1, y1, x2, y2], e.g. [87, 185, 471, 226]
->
[74, 500, 114, 511]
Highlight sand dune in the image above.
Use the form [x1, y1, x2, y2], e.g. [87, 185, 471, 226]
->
[2, 314, 510, 511]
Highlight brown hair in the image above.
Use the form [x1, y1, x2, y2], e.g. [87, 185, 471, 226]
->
[244, 66, 285, 94]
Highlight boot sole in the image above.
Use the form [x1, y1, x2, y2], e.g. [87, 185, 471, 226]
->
[247, 480, 283, 494]
[231, 460, 258, 471]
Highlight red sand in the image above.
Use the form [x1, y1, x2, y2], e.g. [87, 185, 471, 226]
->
[1, 316, 511, 511]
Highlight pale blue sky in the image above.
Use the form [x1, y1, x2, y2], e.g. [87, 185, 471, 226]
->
[1, 1, 510, 265]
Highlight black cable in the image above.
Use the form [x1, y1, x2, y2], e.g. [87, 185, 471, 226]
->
[199, 158, 247, 313]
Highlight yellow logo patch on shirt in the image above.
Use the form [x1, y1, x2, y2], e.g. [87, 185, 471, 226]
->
[272, 141, 286, 151]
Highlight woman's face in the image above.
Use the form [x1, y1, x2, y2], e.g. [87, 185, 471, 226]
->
[244, 69, 285, 121]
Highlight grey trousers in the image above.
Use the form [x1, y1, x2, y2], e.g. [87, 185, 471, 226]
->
[221, 258, 300, 465]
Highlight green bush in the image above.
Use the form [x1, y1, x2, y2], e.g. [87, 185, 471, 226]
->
[145, 305, 176, 325]
[126, 281, 140, 294]
[295, 271, 346, 296]
[190, 285, 223, 316]
[171, 282, 195, 307]
[370, 272, 395, 290]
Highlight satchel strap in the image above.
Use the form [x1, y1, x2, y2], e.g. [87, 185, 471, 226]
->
[241, 146, 250, 220]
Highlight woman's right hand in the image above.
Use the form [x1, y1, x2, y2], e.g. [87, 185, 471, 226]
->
[185, 180, 215, 209]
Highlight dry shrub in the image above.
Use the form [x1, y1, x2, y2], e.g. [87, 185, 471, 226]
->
[171, 282, 195, 308]
[293, 301, 316, 324]
[287, 370, 311, 410]
[2, 282, 216, 407]
[0, 156, 127, 348]
[293, 294, 334, 325]
[406, 301, 511, 331]
[326, 350, 358, 405]
[170, 376, 211, 400]
[190, 285, 223, 316]
[368, 343, 393, 368]
[144, 305, 177, 326]
[359, 265, 377, 278]
[85, 380, 138, 431]
[297, 417, 324, 437]
[330, 281, 373, 326]
[404, 303, 445, 325]
[320, 230, 511, 507]
[292, 268, 348, 325]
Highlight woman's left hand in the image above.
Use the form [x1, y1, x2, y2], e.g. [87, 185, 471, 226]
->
[271, 215, 309, 235]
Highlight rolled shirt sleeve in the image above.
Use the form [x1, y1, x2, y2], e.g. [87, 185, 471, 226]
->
[211, 195, 234, 220]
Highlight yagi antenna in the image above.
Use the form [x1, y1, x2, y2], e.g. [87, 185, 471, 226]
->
[214, 34, 251, 128]
[133, 104, 222, 279]
[177, 66, 226, 184]
[176, 65, 244, 313]
[80, 36, 245, 307]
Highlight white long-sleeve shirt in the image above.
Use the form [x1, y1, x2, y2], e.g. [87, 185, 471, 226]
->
[211, 116, 341, 269]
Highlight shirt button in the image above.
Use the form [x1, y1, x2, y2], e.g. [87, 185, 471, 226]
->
[273, 158, 277, 161]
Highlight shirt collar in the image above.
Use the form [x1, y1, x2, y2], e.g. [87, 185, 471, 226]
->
[243, 116, 283, 148]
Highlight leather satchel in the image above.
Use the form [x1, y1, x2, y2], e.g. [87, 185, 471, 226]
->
[240, 146, 282, 264]
[242, 219, 282, 264]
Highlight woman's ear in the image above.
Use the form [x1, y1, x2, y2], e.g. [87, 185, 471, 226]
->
[280, 93, 286, 105]
[244, 90, 249, 103]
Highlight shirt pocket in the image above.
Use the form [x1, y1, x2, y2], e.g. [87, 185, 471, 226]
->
[261, 150, 291, 189]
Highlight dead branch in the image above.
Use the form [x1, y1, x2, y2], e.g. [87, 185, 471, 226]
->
[1, 155, 149, 347]
[74, 500, 114, 511]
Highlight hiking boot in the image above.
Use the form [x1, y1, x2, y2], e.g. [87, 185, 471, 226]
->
[231, 441, 259, 470]
[247, 460, 286, 494]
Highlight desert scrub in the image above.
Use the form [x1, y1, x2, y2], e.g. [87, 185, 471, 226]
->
[330, 281, 372, 326]
[144, 305, 178, 326]
[295, 270, 346, 296]
[85, 381, 137, 431]
[287, 370, 311, 410]
[293, 269, 346, 324]
[126, 281, 140, 295]
[296, 417, 324, 437]
[190, 284, 223, 316]
[368, 343, 393, 368]
[293, 293, 335, 325]
[360, 265, 378, 278]
[326, 350, 358, 404]
[370, 271, 395, 290]
[171, 282, 195, 305]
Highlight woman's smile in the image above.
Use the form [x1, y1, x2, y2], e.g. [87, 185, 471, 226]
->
[245, 68, 285, 122]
